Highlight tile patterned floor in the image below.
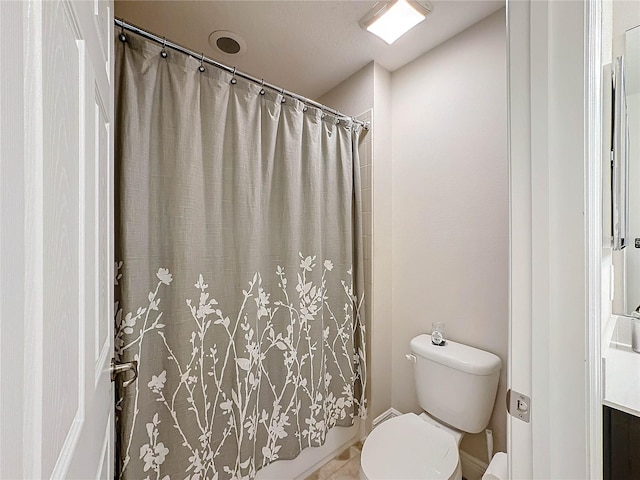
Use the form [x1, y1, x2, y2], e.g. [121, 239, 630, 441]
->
[304, 440, 473, 480]
[305, 441, 363, 480]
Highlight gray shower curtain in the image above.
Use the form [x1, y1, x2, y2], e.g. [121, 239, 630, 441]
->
[114, 31, 366, 480]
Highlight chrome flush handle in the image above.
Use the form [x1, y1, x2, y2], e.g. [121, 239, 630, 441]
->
[110, 359, 138, 388]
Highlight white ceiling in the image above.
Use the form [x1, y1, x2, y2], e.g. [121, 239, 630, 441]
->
[115, 0, 505, 99]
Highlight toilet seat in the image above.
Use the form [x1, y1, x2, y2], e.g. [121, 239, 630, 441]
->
[360, 413, 461, 480]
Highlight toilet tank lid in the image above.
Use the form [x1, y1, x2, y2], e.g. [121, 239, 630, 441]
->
[410, 334, 502, 375]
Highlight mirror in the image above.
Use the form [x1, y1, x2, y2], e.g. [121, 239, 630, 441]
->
[612, 54, 629, 252]
[613, 24, 640, 316]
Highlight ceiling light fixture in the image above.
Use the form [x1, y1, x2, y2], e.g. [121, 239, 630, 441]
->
[208, 30, 247, 56]
[360, 0, 433, 45]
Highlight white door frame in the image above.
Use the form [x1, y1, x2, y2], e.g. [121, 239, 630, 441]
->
[507, 0, 603, 477]
[585, 1, 604, 477]
[506, 1, 534, 476]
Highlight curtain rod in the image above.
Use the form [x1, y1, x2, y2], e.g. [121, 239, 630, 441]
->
[114, 18, 369, 130]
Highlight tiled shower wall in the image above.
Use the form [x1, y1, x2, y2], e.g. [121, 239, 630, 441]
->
[358, 109, 373, 387]
[317, 68, 382, 425]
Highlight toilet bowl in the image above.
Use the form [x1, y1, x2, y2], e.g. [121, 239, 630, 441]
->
[360, 413, 462, 480]
[360, 334, 502, 480]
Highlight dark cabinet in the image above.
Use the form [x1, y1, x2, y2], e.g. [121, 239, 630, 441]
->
[604, 405, 640, 479]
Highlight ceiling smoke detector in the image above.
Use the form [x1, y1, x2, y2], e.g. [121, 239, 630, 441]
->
[209, 30, 247, 56]
[360, 0, 434, 45]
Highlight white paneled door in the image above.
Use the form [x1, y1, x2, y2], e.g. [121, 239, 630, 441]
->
[0, 0, 114, 478]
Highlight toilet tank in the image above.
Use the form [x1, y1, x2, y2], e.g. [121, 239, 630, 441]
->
[410, 334, 501, 434]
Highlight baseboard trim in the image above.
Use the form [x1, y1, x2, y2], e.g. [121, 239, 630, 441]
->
[372, 408, 402, 428]
[460, 451, 488, 480]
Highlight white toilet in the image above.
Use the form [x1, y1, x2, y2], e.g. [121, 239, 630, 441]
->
[360, 334, 502, 480]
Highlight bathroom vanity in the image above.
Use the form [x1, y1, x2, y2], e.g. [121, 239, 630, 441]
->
[603, 319, 640, 479]
[603, 405, 640, 479]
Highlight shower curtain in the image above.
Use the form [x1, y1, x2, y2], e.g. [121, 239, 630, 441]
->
[114, 31, 366, 480]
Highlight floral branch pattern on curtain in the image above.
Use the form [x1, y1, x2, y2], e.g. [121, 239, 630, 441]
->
[114, 258, 365, 479]
[114, 30, 367, 480]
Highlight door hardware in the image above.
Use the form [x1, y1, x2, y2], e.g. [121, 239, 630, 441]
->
[110, 359, 138, 388]
[507, 389, 531, 423]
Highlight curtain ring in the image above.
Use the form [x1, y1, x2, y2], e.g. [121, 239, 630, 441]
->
[118, 19, 127, 43]
[303, 104, 309, 112]
[230, 67, 237, 85]
[320, 105, 326, 118]
[198, 53, 206, 72]
[259, 79, 265, 96]
[160, 37, 168, 58]
[280, 87, 286, 104]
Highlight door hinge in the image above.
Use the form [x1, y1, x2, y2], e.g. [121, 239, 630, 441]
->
[507, 389, 531, 423]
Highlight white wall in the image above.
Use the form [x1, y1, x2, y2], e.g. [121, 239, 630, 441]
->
[317, 63, 374, 120]
[319, 8, 508, 463]
[613, 1, 640, 58]
[390, 9, 508, 461]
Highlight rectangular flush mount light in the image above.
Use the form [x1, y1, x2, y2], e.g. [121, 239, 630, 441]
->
[360, 0, 433, 45]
